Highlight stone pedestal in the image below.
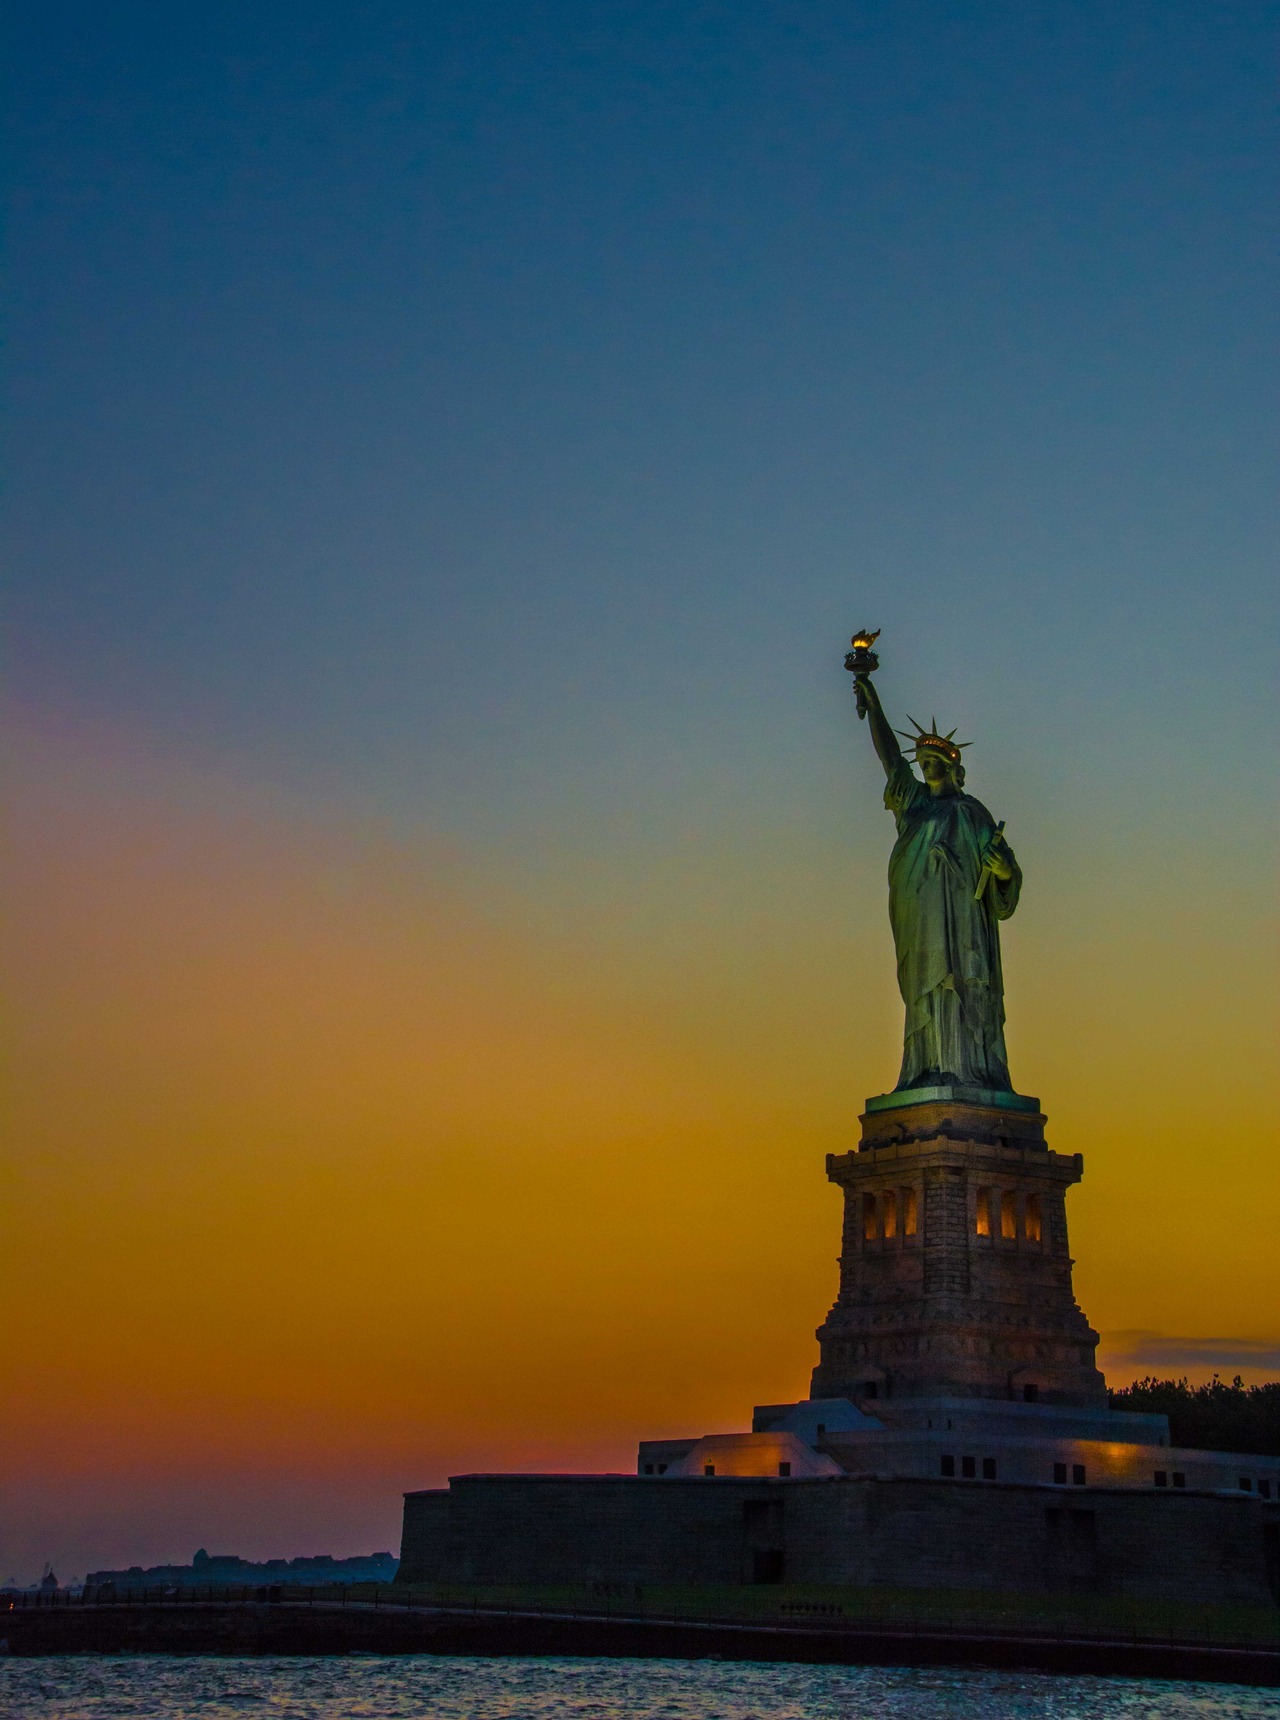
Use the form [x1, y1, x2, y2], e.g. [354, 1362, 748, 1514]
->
[810, 1087, 1106, 1408]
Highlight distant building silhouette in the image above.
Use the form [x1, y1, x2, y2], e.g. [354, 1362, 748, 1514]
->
[86, 1549, 397, 1588]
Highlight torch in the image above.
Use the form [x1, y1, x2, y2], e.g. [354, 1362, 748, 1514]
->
[844, 628, 881, 720]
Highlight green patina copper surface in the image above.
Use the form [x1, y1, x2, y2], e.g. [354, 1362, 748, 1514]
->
[864, 1084, 1041, 1115]
[850, 655, 1023, 1095]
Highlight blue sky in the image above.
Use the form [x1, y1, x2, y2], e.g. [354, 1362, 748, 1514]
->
[9, 1, 1274, 846]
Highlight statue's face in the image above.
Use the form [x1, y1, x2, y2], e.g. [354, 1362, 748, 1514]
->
[917, 750, 958, 795]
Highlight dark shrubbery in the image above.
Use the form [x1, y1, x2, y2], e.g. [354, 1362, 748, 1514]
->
[1109, 1375, 1280, 1456]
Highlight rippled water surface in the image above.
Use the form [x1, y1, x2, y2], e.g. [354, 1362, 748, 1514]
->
[0, 1657, 1277, 1720]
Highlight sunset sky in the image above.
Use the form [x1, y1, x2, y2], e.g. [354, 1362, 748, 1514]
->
[4, 0, 1276, 1584]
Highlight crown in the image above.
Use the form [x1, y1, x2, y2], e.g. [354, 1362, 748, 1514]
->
[894, 715, 972, 765]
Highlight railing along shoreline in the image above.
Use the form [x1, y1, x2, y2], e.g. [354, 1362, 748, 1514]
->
[2, 1584, 1277, 1657]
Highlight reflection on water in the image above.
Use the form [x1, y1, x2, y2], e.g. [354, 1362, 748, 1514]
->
[0, 1656, 1276, 1720]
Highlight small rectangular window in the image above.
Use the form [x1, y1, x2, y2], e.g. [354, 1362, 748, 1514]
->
[903, 1187, 918, 1236]
[962, 1456, 976, 1479]
[982, 1458, 997, 1480]
[882, 1190, 897, 1239]
[1023, 1383, 1039, 1403]
[941, 1455, 955, 1477]
[778, 1461, 791, 1477]
[1260, 1480, 1272, 1499]
[1000, 1190, 1017, 1239]
[862, 1192, 878, 1241]
[704, 1464, 716, 1477]
[1154, 1471, 1167, 1487]
[1054, 1463, 1067, 1484]
[1172, 1472, 1185, 1488]
[1073, 1465, 1086, 1486]
[1240, 1478, 1252, 1491]
[643, 1463, 654, 1475]
[975, 1189, 991, 1237]
[1024, 1193, 1042, 1243]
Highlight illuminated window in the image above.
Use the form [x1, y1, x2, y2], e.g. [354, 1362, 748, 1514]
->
[863, 1192, 878, 1241]
[1001, 1191, 1017, 1239]
[975, 1189, 992, 1236]
[903, 1187, 918, 1236]
[1024, 1194, 1042, 1243]
[882, 1190, 898, 1239]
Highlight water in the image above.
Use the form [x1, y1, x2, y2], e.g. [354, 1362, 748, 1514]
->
[0, 1657, 1276, 1720]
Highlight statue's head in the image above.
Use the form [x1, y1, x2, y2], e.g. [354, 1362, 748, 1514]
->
[897, 717, 970, 797]
[916, 748, 965, 796]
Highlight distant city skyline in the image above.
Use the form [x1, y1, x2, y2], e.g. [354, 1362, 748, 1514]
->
[4, 0, 1276, 1580]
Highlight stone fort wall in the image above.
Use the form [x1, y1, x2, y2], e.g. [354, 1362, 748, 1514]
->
[399, 1474, 1280, 1609]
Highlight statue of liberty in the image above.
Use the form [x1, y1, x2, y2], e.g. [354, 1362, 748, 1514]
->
[847, 636, 1021, 1094]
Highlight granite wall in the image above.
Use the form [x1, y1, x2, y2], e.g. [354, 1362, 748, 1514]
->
[399, 1474, 1280, 1609]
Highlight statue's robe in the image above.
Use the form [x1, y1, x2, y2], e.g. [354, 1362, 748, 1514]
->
[884, 759, 1021, 1092]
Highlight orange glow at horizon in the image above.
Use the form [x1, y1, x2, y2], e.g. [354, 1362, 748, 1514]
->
[1, 705, 1275, 1579]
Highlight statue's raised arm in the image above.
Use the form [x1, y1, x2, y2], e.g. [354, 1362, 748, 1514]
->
[845, 628, 904, 779]
[854, 673, 905, 780]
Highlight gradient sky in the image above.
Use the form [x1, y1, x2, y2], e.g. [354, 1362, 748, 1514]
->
[3, 0, 1276, 1583]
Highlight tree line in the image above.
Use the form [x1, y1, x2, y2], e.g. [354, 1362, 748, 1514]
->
[1109, 1376, 1280, 1455]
